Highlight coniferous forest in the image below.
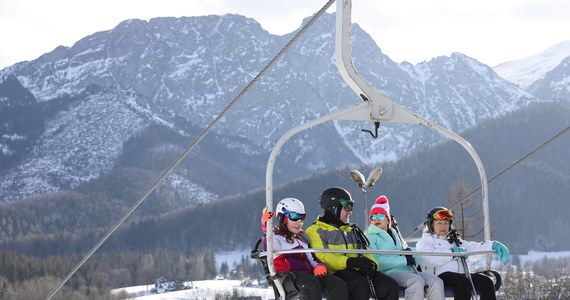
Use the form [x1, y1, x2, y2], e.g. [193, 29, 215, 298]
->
[0, 249, 263, 299]
[0, 103, 568, 299]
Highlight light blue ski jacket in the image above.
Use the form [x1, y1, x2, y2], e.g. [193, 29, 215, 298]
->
[365, 225, 415, 274]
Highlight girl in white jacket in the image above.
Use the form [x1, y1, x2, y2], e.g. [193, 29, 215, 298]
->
[416, 207, 509, 300]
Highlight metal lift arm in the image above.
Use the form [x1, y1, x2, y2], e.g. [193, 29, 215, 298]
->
[266, 1, 491, 298]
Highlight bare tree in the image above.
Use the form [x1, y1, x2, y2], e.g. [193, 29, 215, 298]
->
[445, 180, 483, 239]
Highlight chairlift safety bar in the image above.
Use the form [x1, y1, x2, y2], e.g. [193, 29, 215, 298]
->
[257, 248, 496, 258]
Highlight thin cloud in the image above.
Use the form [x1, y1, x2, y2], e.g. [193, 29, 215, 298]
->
[0, 0, 568, 68]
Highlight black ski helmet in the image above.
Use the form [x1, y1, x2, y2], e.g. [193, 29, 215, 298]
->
[425, 206, 454, 233]
[320, 187, 353, 218]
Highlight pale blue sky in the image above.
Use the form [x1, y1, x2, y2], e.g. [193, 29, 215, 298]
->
[1, 0, 569, 69]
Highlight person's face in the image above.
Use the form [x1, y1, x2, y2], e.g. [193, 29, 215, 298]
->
[286, 217, 303, 234]
[370, 214, 389, 231]
[432, 220, 451, 236]
[339, 206, 352, 223]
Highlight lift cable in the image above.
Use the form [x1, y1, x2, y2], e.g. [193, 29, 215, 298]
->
[44, 1, 335, 299]
[405, 126, 569, 238]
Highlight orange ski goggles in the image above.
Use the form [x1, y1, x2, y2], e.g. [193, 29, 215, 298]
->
[432, 209, 453, 220]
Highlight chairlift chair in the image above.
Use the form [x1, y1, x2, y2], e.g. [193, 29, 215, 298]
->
[262, 0, 494, 299]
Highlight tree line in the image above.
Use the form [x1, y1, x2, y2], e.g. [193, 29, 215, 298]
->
[2, 104, 569, 259]
[0, 248, 263, 300]
[501, 255, 570, 299]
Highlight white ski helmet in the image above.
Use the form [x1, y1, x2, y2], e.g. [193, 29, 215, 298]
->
[276, 198, 305, 223]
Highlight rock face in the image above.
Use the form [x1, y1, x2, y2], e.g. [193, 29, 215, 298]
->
[0, 13, 552, 203]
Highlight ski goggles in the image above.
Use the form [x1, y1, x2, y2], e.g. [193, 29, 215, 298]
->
[284, 210, 306, 222]
[432, 209, 453, 220]
[339, 198, 354, 211]
[369, 214, 387, 222]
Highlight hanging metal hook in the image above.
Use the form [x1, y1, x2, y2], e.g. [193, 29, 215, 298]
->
[362, 121, 380, 138]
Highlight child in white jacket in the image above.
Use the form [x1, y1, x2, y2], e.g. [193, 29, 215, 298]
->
[416, 207, 509, 300]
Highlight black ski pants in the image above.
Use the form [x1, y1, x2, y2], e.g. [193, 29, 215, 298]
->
[335, 269, 399, 300]
[439, 271, 496, 300]
[292, 271, 348, 300]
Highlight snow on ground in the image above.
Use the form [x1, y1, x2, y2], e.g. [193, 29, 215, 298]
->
[111, 251, 570, 299]
[111, 249, 270, 299]
[112, 280, 274, 300]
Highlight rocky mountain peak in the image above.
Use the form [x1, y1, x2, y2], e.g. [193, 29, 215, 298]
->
[0, 13, 557, 203]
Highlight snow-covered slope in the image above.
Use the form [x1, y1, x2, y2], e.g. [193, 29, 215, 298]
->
[112, 280, 273, 300]
[0, 13, 553, 202]
[0, 87, 148, 195]
[493, 40, 570, 90]
[529, 56, 570, 101]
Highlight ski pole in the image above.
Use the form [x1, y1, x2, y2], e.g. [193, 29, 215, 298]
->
[460, 257, 477, 300]
[351, 224, 378, 300]
[366, 274, 378, 300]
[391, 215, 420, 275]
[358, 251, 378, 299]
[391, 214, 409, 248]
[448, 229, 478, 300]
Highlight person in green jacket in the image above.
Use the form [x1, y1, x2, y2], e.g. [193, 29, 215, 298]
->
[306, 187, 399, 300]
[365, 195, 444, 300]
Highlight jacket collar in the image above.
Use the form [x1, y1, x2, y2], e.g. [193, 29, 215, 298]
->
[319, 210, 348, 227]
[366, 224, 385, 234]
[316, 216, 353, 231]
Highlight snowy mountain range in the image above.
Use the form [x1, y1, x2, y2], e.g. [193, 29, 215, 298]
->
[0, 13, 566, 204]
[494, 40, 570, 91]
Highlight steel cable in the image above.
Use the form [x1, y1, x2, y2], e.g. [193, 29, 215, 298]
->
[405, 126, 570, 238]
[44, 1, 335, 299]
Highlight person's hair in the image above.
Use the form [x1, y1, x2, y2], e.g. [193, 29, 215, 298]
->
[274, 221, 296, 243]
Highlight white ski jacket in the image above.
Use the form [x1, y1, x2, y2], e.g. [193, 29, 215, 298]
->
[416, 232, 494, 275]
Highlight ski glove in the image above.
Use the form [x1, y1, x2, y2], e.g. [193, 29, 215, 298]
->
[313, 263, 327, 277]
[451, 247, 467, 259]
[346, 257, 377, 275]
[403, 248, 416, 266]
[261, 206, 275, 233]
[492, 241, 510, 262]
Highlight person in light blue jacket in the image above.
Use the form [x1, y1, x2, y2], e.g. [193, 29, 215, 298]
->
[365, 196, 445, 300]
